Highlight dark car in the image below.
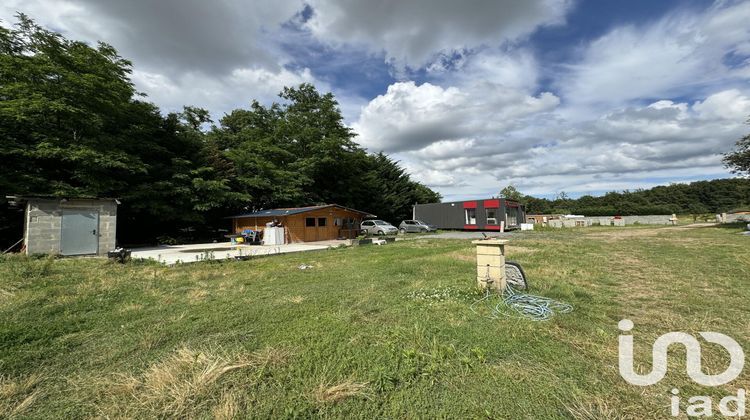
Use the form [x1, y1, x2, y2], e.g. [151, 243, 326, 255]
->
[398, 220, 437, 233]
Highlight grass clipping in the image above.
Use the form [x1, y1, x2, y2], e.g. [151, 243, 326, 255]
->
[100, 346, 289, 418]
[0, 374, 43, 417]
[313, 380, 370, 404]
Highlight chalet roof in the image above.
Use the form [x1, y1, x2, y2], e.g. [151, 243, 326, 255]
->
[228, 204, 374, 219]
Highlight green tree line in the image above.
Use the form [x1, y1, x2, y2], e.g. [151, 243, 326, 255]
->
[501, 179, 750, 216]
[0, 16, 440, 248]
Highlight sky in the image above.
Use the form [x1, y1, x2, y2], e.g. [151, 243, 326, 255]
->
[2, 0, 749, 201]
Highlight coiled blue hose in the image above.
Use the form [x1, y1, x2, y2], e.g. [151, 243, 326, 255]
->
[470, 285, 573, 321]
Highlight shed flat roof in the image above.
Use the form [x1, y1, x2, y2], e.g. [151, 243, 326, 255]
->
[228, 204, 374, 219]
[6, 195, 119, 205]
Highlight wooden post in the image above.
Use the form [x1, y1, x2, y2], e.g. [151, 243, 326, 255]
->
[472, 239, 508, 292]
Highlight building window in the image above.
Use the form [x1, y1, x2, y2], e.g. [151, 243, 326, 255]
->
[334, 218, 342, 226]
[465, 208, 477, 225]
[505, 207, 518, 226]
[317, 217, 327, 227]
[305, 217, 315, 227]
[486, 208, 498, 225]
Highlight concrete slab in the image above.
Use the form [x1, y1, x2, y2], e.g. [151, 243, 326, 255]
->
[130, 240, 349, 265]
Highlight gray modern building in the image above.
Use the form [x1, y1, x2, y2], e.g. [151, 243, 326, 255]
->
[414, 198, 526, 231]
[7, 196, 118, 256]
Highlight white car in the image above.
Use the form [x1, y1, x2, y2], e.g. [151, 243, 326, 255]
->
[360, 219, 398, 235]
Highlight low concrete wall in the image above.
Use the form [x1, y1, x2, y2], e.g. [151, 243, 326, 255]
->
[549, 215, 674, 228]
[620, 215, 674, 225]
[717, 213, 750, 223]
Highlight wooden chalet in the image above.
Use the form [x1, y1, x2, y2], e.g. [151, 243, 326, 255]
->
[228, 204, 373, 243]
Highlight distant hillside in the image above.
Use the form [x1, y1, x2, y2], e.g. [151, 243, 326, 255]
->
[522, 178, 750, 216]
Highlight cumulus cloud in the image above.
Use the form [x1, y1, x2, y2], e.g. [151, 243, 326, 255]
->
[353, 77, 559, 153]
[354, 1, 750, 198]
[1, 0, 305, 75]
[369, 83, 750, 197]
[0, 0, 323, 116]
[693, 89, 750, 121]
[305, 0, 571, 70]
[559, 0, 750, 111]
[130, 67, 320, 116]
[1, 0, 748, 199]
[408, 90, 750, 197]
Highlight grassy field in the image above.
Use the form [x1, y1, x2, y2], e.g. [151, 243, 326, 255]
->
[1, 224, 749, 418]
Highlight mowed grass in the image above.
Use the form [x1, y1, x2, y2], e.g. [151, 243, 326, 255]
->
[1, 224, 749, 418]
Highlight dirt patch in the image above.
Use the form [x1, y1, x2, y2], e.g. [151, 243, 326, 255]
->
[505, 245, 537, 255]
[284, 295, 305, 304]
[584, 223, 716, 240]
[188, 289, 209, 302]
[120, 303, 144, 312]
[445, 250, 475, 262]
[605, 251, 687, 321]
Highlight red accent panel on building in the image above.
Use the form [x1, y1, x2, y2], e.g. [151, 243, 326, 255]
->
[484, 225, 501, 230]
[463, 201, 477, 209]
[506, 202, 519, 208]
[463, 224, 478, 229]
[483, 199, 500, 208]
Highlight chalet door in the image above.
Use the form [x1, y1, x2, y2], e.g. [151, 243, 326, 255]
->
[302, 216, 330, 241]
[316, 217, 328, 241]
[304, 217, 317, 241]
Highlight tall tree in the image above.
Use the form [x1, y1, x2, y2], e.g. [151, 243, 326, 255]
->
[210, 85, 441, 222]
[0, 16, 446, 247]
[724, 122, 750, 176]
[498, 185, 523, 201]
[0, 15, 234, 245]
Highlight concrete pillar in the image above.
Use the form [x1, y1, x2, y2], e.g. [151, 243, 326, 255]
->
[472, 239, 507, 292]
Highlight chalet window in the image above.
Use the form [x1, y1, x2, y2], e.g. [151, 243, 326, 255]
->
[305, 217, 316, 227]
[486, 208, 498, 225]
[465, 208, 477, 225]
[317, 217, 327, 227]
[334, 218, 342, 226]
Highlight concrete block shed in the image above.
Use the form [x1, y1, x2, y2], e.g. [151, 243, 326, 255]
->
[7, 196, 118, 256]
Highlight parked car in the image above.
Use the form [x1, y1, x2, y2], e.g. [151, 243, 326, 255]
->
[399, 219, 437, 233]
[360, 219, 398, 235]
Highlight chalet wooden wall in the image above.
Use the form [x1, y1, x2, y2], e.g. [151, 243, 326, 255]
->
[233, 207, 364, 243]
